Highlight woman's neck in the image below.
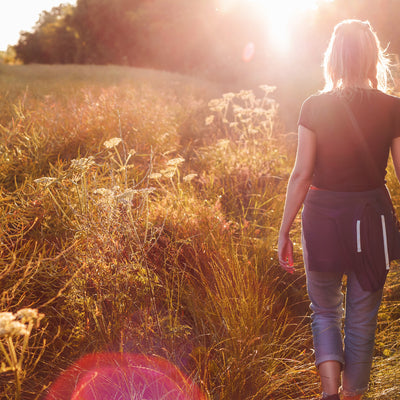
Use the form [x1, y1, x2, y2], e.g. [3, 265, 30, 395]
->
[342, 79, 371, 89]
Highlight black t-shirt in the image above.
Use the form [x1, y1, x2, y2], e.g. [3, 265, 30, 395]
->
[298, 89, 400, 191]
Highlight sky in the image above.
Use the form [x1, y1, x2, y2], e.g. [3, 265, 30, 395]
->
[0, 0, 77, 51]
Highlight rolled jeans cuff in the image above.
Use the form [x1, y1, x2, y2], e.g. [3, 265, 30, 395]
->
[340, 385, 369, 397]
[315, 354, 344, 369]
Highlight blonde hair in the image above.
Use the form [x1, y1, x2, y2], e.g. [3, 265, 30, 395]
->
[323, 19, 391, 91]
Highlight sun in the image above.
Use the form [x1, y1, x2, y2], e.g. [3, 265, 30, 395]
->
[217, 0, 333, 53]
[249, 0, 333, 51]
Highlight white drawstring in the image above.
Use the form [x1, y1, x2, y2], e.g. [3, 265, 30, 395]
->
[381, 215, 390, 270]
[356, 220, 361, 252]
[356, 216, 390, 270]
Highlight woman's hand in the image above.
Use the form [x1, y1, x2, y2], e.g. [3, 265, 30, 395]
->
[278, 233, 295, 274]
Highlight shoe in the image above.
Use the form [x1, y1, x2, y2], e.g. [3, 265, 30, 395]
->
[320, 395, 340, 400]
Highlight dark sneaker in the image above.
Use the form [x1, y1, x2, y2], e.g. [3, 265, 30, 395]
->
[320, 395, 340, 400]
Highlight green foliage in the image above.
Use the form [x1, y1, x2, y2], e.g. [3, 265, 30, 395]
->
[0, 47, 18, 65]
[11, 0, 400, 86]
[14, 4, 78, 64]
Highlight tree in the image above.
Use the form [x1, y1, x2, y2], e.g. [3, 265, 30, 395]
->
[14, 4, 78, 64]
[12, 0, 400, 83]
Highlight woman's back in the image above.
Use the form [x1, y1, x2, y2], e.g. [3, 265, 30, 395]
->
[298, 89, 400, 191]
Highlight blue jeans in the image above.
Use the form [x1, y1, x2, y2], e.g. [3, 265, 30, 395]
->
[306, 267, 383, 396]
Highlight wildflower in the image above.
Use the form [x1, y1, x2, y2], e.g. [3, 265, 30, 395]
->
[216, 139, 230, 149]
[93, 188, 114, 197]
[0, 312, 15, 324]
[16, 308, 43, 325]
[160, 168, 176, 179]
[0, 313, 27, 337]
[34, 177, 57, 186]
[70, 156, 96, 176]
[149, 173, 162, 180]
[208, 98, 222, 108]
[233, 104, 244, 113]
[205, 115, 214, 126]
[259, 84, 276, 94]
[183, 173, 197, 183]
[253, 107, 267, 116]
[137, 188, 155, 194]
[166, 157, 185, 166]
[208, 98, 225, 112]
[238, 90, 253, 99]
[7, 321, 28, 337]
[222, 92, 235, 101]
[116, 189, 135, 203]
[71, 157, 95, 168]
[103, 137, 122, 149]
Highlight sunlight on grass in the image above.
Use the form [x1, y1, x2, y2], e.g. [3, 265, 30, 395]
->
[0, 64, 399, 399]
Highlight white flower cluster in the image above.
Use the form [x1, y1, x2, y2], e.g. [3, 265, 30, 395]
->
[69, 156, 97, 182]
[94, 186, 155, 205]
[205, 86, 278, 141]
[34, 177, 57, 187]
[103, 137, 122, 149]
[70, 156, 96, 172]
[183, 173, 197, 183]
[166, 157, 185, 166]
[93, 188, 114, 197]
[150, 157, 187, 180]
[0, 309, 43, 337]
[208, 98, 225, 113]
[205, 115, 215, 126]
[16, 308, 43, 324]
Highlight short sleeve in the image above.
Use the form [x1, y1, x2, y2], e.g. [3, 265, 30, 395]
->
[297, 95, 316, 131]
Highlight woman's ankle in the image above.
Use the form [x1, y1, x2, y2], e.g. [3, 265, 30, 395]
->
[318, 361, 341, 396]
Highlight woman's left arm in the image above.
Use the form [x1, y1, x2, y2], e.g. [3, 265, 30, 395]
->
[391, 136, 400, 182]
[278, 125, 316, 273]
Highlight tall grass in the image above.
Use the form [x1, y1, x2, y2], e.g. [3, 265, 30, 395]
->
[0, 64, 398, 399]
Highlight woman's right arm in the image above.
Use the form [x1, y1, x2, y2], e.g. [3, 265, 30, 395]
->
[278, 125, 316, 273]
[391, 136, 400, 181]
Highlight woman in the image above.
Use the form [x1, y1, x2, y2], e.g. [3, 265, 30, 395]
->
[278, 20, 400, 400]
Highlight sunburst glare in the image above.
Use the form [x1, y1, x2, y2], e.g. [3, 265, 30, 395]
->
[217, 0, 333, 53]
[251, 0, 333, 52]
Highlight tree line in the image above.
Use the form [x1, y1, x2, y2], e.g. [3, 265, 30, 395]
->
[12, 0, 400, 84]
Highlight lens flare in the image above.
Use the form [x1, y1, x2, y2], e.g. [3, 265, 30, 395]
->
[45, 353, 206, 400]
[242, 41, 255, 62]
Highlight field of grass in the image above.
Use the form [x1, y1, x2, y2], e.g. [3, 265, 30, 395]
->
[0, 64, 399, 400]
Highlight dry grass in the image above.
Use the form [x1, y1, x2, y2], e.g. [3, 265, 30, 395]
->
[0, 64, 398, 399]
